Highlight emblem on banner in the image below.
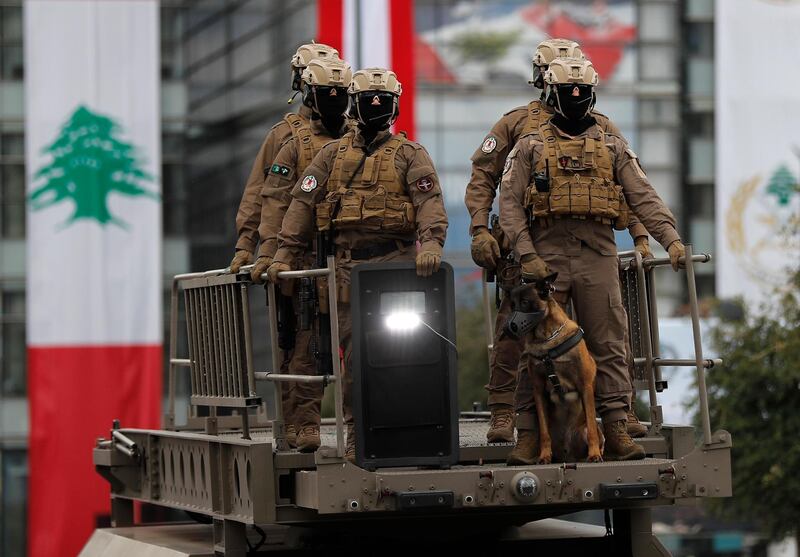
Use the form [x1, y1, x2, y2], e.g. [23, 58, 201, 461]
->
[726, 163, 800, 287]
[27, 105, 159, 229]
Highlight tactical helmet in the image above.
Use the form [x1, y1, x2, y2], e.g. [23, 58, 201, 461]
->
[290, 42, 340, 93]
[544, 57, 599, 86]
[543, 58, 599, 120]
[530, 39, 584, 89]
[302, 58, 353, 88]
[349, 68, 402, 130]
[348, 68, 402, 96]
[291, 42, 340, 70]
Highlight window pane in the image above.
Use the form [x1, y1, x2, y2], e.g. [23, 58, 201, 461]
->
[1, 450, 28, 557]
[2, 321, 26, 396]
[1, 7, 22, 42]
[1, 133, 23, 156]
[2, 292, 24, 316]
[1, 45, 23, 80]
[1, 203, 24, 238]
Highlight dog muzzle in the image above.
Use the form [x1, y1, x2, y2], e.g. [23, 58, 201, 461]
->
[504, 310, 545, 338]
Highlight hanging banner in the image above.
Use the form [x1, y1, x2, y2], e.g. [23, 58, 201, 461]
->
[24, 2, 161, 555]
[317, 0, 416, 139]
[715, 0, 800, 303]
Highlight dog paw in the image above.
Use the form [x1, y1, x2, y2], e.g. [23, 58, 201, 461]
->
[537, 453, 552, 465]
[586, 453, 603, 463]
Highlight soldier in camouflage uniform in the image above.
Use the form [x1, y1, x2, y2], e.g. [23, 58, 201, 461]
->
[465, 39, 651, 444]
[499, 58, 686, 462]
[249, 57, 353, 452]
[268, 68, 448, 461]
[229, 42, 340, 447]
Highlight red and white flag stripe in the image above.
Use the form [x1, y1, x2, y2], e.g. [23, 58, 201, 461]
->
[317, 0, 416, 140]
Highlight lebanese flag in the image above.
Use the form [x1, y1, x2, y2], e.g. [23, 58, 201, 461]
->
[317, 0, 416, 140]
[24, 2, 161, 556]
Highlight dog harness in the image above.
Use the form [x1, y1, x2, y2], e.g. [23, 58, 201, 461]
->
[528, 327, 585, 398]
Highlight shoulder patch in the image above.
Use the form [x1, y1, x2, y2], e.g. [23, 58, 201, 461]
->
[482, 136, 498, 153]
[270, 164, 292, 177]
[300, 175, 317, 192]
[416, 176, 434, 192]
[502, 156, 513, 175]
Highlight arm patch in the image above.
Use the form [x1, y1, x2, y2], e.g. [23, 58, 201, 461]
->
[270, 164, 293, 178]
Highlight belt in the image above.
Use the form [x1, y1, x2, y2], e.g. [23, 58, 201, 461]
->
[349, 239, 414, 260]
[539, 215, 613, 226]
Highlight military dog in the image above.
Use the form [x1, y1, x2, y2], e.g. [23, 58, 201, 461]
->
[507, 279, 603, 463]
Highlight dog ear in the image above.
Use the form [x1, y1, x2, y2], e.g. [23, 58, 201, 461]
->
[535, 272, 558, 299]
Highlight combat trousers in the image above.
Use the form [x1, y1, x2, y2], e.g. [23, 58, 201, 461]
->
[485, 295, 525, 409]
[334, 245, 416, 425]
[279, 257, 324, 429]
[515, 247, 631, 428]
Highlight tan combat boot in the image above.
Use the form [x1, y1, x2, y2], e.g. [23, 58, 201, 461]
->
[285, 424, 298, 449]
[506, 428, 540, 465]
[626, 408, 648, 438]
[296, 425, 321, 453]
[345, 425, 356, 463]
[486, 407, 515, 443]
[603, 420, 646, 461]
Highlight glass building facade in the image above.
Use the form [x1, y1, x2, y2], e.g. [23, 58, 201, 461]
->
[0, 1, 716, 554]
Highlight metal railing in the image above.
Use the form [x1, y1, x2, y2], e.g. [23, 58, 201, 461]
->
[481, 246, 719, 446]
[165, 256, 346, 457]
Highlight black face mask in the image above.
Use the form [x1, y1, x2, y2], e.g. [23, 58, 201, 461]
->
[312, 86, 349, 135]
[555, 84, 594, 121]
[355, 92, 397, 131]
[531, 64, 545, 89]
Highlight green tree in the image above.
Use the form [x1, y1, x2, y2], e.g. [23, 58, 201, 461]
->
[704, 269, 800, 546]
[28, 104, 158, 229]
[765, 164, 798, 207]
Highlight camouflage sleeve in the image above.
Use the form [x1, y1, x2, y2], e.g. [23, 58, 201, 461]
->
[404, 144, 448, 251]
[274, 143, 337, 264]
[464, 110, 524, 234]
[234, 123, 287, 253]
[257, 139, 299, 259]
[499, 140, 537, 259]
[609, 135, 681, 250]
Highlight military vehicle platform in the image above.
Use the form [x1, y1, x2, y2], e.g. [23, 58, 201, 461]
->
[87, 249, 732, 556]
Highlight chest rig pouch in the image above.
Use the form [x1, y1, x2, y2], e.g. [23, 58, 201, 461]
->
[291, 118, 335, 174]
[315, 133, 416, 233]
[524, 125, 630, 230]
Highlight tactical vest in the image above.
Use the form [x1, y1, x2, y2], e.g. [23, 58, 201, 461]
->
[519, 100, 548, 138]
[284, 113, 335, 174]
[315, 133, 415, 233]
[524, 123, 630, 230]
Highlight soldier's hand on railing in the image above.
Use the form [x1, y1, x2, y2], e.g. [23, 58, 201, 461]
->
[667, 240, 686, 272]
[249, 256, 272, 283]
[470, 227, 500, 269]
[634, 236, 653, 260]
[520, 254, 551, 281]
[230, 249, 253, 273]
[267, 260, 291, 283]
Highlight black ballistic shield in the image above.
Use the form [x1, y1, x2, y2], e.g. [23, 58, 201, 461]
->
[351, 262, 458, 470]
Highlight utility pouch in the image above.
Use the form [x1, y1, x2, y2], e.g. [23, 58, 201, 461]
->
[548, 176, 572, 215]
[335, 190, 362, 225]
